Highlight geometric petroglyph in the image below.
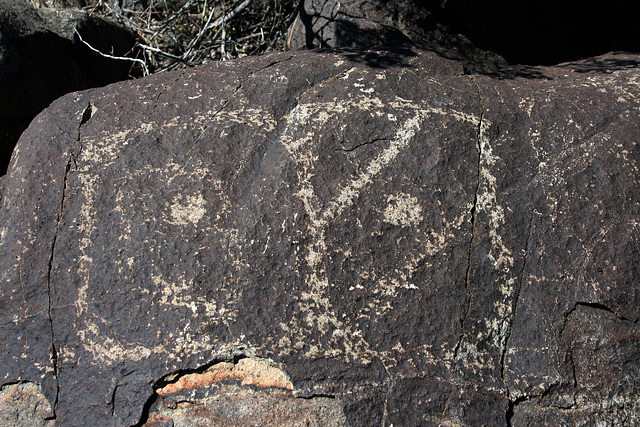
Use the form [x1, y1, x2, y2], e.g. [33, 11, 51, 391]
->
[69, 88, 485, 370]
[277, 93, 483, 367]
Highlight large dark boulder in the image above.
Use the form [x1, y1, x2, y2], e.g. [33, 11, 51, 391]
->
[0, 47, 639, 425]
[0, 0, 141, 176]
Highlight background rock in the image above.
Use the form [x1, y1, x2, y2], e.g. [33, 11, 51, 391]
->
[0, 0, 142, 175]
[0, 47, 639, 425]
[420, 0, 640, 65]
[147, 357, 345, 426]
[286, 0, 510, 73]
[288, 0, 640, 67]
[0, 382, 54, 427]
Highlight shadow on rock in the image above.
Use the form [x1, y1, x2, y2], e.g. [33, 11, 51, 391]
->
[325, 45, 419, 69]
[559, 54, 640, 74]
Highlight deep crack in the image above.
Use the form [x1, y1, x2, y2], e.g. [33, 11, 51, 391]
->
[110, 384, 118, 417]
[44, 102, 94, 417]
[574, 301, 637, 323]
[505, 395, 528, 426]
[133, 352, 250, 426]
[505, 378, 577, 426]
[560, 300, 638, 344]
[44, 149, 71, 418]
[334, 138, 389, 153]
[454, 77, 485, 360]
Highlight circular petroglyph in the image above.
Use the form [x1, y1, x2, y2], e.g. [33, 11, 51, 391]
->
[382, 193, 424, 227]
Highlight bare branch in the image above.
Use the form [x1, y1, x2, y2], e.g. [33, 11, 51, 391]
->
[72, 25, 149, 76]
[72, 0, 297, 72]
[151, 0, 202, 39]
[137, 43, 194, 65]
[204, 0, 252, 32]
[182, 4, 218, 60]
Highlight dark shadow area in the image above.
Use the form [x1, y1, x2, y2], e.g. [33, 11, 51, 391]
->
[293, 0, 509, 73]
[417, 0, 640, 66]
[324, 44, 419, 69]
[490, 65, 553, 81]
[558, 55, 640, 74]
[334, 18, 413, 50]
[3, 31, 138, 152]
[294, 0, 640, 78]
[0, 32, 139, 175]
[295, 0, 640, 71]
[491, 53, 640, 80]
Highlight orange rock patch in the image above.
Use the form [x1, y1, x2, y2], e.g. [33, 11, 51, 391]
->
[157, 357, 294, 396]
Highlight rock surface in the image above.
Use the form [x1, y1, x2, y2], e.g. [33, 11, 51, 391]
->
[0, 47, 639, 425]
[0, 382, 54, 427]
[0, 0, 141, 175]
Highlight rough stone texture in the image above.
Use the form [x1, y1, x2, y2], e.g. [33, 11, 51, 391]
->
[0, 382, 54, 426]
[0, 0, 141, 175]
[143, 356, 344, 426]
[0, 47, 639, 425]
[149, 378, 344, 426]
[155, 357, 294, 395]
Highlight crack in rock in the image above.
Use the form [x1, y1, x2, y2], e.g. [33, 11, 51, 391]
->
[277, 64, 356, 125]
[573, 302, 637, 324]
[505, 394, 529, 426]
[44, 102, 95, 419]
[505, 378, 579, 426]
[454, 76, 485, 360]
[334, 137, 390, 153]
[6, 48, 638, 426]
[179, 55, 295, 173]
[379, 357, 394, 427]
[560, 300, 638, 342]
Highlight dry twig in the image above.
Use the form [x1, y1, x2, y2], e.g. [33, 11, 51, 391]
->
[72, 24, 150, 75]
[73, 0, 298, 73]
